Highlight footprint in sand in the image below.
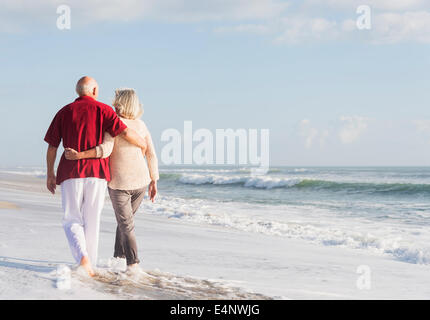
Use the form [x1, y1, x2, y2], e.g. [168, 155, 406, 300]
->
[74, 268, 271, 300]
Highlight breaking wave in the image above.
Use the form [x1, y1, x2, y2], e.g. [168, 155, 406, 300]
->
[160, 173, 430, 195]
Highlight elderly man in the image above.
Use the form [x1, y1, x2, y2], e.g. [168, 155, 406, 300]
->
[44, 76, 146, 276]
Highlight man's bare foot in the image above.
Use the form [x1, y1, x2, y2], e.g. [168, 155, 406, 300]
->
[80, 256, 95, 277]
[126, 263, 145, 277]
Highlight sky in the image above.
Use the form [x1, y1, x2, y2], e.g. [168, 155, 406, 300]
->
[1, 0, 430, 167]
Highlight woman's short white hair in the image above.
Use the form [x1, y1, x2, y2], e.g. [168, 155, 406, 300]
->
[112, 88, 143, 120]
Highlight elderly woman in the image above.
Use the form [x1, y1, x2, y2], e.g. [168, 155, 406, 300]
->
[65, 88, 159, 275]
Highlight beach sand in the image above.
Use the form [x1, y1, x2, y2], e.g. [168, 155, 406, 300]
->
[0, 173, 429, 299]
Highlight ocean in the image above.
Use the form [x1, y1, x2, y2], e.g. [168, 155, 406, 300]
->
[155, 166, 430, 264]
[1, 165, 430, 299]
[2, 166, 430, 265]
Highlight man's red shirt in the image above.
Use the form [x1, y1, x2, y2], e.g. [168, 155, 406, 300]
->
[44, 96, 127, 185]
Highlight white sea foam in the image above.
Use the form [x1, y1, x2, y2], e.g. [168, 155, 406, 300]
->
[293, 168, 308, 172]
[178, 174, 303, 189]
[244, 176, 302, 189]
[179, 174, 245, 185]
[140, 195, 430, 265]
[2, 168, 430, 299]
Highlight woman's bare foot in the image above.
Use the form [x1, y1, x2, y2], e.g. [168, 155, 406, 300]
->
[126, 263, 145, 276]
[80, 256, 95, 277]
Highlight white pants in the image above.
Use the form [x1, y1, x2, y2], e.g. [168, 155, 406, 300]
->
[61, 178, 107, 266]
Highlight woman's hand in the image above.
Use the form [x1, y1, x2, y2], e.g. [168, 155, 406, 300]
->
[65, 148, 81, 160]
[148, 180, 157, 203]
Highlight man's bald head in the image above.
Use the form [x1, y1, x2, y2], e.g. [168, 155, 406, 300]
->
[76, 76, 98, 99]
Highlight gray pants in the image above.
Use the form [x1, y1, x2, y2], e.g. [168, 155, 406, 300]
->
[108, 187, 146, 266]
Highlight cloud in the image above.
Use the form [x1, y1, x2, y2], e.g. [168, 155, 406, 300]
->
[274, 16, 339, 44]
[304, 0, 428, 11]
[0, 0, 290, 33]
[372, 11, 430, 43]
[214, 24, 272, 35]
[338, 116, 369, 144]
[414, 120, 430, 144]
[154, 0, 290, 22]
[2, 0, 430, 44]
[214, 16, 342, 44]
[211, 1, 430, 44]
[414, 120, 430, 133]
[299, 119, 329, 148]
[299, 116, 368, 148]
[213, 10, 430, 45]
[215, 16, 340, 43]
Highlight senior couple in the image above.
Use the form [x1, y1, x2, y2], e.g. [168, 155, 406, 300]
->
[44, 76, 159, 277]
